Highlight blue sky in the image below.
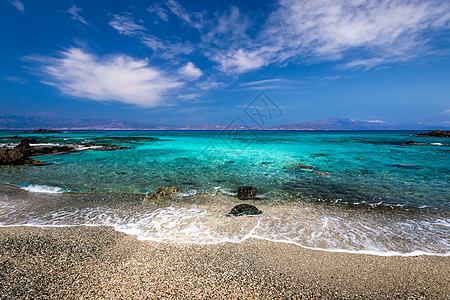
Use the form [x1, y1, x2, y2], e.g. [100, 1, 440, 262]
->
[1, 0, 449, 126]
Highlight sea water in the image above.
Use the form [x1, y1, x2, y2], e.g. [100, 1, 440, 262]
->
[0, 130, 448, 256]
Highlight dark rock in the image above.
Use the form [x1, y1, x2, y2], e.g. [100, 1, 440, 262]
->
[30, 145, 74, 156]
[416, 130, 450, 137]
[143, 186, 179, 203]
[32, 129, 61, 133]
[0, 141, 45, 166]
[16, 139, 32, 155]
[404, 140, 418, 145]
[229, 204, 262, 216]
[237, 186, 257, 200]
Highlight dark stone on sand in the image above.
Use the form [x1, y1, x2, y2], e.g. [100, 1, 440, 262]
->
[237, 186, 257, 200]
[416, 130, 450, 137]
[229, 204, 262, 216]
[143, 186, 179, 203]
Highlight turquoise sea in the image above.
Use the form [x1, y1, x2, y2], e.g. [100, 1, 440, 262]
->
[0, 130, 449, 256]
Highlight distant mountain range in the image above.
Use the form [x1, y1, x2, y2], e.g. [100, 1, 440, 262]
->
[0, 113, 448, 131]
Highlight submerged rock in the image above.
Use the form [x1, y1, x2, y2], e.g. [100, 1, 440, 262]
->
[237, 186, 257, 200]
[229, 204, 262, 216]
[392, 164, 421, 169]
[285, 162, 315, 170]
[314, 171, 331, 176]
[143, 186, 179, 203]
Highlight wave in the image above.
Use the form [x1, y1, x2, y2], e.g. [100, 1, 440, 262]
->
[20, 184, 70, 194]
[0, 199, 448, 257]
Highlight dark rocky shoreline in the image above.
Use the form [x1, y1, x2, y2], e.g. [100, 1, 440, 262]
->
[0, 139, 125, 166]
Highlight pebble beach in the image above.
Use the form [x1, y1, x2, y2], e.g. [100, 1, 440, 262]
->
[1, 226, 448, 299]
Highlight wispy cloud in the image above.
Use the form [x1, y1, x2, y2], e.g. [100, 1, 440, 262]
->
[211, 0, 450, 73]
[442, 109, 450, 115]
[164, 0, 204, 29]
[196, 81, 225, 91]
[240, 79, 283, 87]
[29, 48, 183, 107]
[148, 3, 169, 22]
[67, 5, 89, 25]
[109, 13, 193, 59]
[178, 62, 202, 80]
[109, 14, 146, 36]
[11, 0, 24, 13]
[3, 76, 28, 84]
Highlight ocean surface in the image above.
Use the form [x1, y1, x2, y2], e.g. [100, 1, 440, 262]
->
[0, 130, 449, 256]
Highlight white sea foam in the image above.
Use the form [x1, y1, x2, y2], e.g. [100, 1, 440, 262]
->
[20, 184, 68, 194]
[0, 197, 449, 257]
[29, 143, 61, 147]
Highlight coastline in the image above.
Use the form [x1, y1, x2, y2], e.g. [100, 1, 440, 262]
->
[1, 226, 448, 299]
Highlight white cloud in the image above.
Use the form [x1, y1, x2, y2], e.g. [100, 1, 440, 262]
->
[211, 0, 450, 73]
[213, 48, 270, 74]
[442, 109, 450, 115]
[109, 14, 146, 36]
[67, 5, 89, 25]
[178, 62, 202, 80]
[11, 0, 24, 13]
[35, 48, 183, 107]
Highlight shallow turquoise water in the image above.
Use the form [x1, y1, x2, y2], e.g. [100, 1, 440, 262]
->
[0, 130, 449, 255]
[0, 130, 449, 210]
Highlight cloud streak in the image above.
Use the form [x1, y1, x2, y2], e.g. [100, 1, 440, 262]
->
[109, 14, 146, 36]
[11, 0, 24, 13]
[67, 5, 89, 25]
[33, 48, 183, 107]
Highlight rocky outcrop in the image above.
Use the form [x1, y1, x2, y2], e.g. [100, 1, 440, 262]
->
[32, 129, 60, 133]
[228, 204, 262, 216]
[237, 186, 257, 200]
[143, 186, 179, 203]
[416, 130, 450, 137]
[0, 140, 44, 165]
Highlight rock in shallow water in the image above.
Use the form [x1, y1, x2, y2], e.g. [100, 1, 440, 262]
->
[237, 186, 257, 200]
[229, 204, 262, 216]
[0, 140, 44, 166]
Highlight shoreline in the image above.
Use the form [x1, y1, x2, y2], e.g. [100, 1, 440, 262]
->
[1, 226, 448, 299]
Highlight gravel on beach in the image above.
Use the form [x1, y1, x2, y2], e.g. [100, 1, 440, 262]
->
[0, 226, 448, 299]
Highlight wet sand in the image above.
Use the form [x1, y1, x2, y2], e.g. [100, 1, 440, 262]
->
[0, 226, 448, 299]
